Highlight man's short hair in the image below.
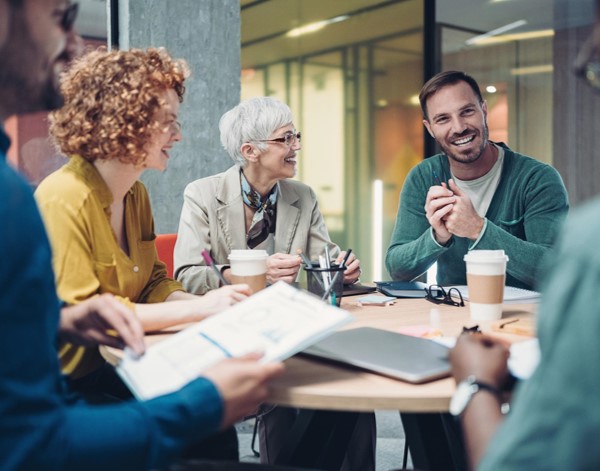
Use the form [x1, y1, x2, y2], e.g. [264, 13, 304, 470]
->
[419, 71, 484, 120]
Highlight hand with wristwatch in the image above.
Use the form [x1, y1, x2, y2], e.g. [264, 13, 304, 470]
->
[449, 333, 515, 416]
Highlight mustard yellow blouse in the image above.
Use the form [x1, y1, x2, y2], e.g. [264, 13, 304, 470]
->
[35, 155, 183, 378]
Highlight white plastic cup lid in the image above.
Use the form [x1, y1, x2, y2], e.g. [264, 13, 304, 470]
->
[464, 250, 509, 263]
[228, 250, 268, 261]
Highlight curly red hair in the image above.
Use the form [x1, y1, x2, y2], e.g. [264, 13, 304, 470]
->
[50, 47, 189, 165]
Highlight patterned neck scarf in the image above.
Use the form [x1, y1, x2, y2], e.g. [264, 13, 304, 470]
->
[240, 170, 278, 249]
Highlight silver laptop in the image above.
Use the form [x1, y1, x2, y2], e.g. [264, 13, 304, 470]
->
[301, 327, 450, 384]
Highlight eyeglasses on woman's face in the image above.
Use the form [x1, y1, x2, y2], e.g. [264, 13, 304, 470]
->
[257, 130, 302, 147]
[161, 120, 182, 135]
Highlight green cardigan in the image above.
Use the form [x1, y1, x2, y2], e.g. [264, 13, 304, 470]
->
[385, 143, 569, 290]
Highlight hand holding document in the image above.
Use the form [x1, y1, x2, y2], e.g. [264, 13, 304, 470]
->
[117, 282, 353, 400]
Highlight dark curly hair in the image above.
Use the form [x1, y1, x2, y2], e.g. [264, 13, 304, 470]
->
[50, 47, 189, 165]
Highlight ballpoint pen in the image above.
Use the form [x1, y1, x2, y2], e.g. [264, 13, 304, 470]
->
[319, 255, 331, 293]
[201, 249, 230, 286]
[432, 169, 444, 187]
[297, 249, 326, 291]
[324, 245, 332, 286]
[321, 249, 353, 304]
[296, 249, 313, 269]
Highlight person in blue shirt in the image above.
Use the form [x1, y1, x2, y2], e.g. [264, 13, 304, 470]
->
[0, 1, 284, 469]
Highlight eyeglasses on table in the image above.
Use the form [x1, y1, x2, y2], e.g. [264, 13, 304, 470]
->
[424, 284, 465, 307]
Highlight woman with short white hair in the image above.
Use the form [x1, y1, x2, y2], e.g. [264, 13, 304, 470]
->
[174, 96, 360, 295]
[174, 97, 374, 471]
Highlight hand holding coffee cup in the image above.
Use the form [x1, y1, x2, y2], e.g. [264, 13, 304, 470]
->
[228, 250, 268, 294]
[463, 250, 509, 321]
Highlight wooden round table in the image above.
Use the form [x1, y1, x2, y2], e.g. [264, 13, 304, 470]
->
[265, 297, 536, 412]
[101, 296, 536, 412]
[100, 295, 536, 471]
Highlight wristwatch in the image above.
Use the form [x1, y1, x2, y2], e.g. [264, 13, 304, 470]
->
[450, 375, 501, 416]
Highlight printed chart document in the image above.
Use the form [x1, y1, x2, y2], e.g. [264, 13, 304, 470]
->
[453, 285, 541, 304]
[117, 282, 353, 400]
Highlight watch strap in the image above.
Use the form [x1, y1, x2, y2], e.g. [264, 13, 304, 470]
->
[450, 375, 503, 416]
[473, 380, 501, 398]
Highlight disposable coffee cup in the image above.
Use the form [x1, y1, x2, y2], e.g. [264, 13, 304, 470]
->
[463, 250, 509, 321]
[228, 250, 268, 294]
[304, 262, 346, 307]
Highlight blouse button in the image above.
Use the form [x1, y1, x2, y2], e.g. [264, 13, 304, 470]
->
[133, 266, 139, 273]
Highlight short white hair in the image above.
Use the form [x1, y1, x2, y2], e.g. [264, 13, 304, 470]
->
[219, 97, 294, 166]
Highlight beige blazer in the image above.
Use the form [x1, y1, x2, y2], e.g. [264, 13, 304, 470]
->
[174, 165, 339, 294]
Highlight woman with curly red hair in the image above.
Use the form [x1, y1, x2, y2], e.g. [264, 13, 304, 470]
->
[35, 47, 250, 423]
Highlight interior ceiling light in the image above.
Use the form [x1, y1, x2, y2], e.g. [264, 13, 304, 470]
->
[510, 64, 553, 76]
[486, 85, 497, 93]
[470, 29, 554, 46]
[466, 19, 527, 46]
[408, 94, 420, 106]
[286, 15, 349, 38]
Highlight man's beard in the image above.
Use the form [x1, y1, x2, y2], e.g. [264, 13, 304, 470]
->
[25, 76, 64, 112]
[0, 9, 64, 115]
[0, 67, 63, 115]
[439, 123, 489, 165]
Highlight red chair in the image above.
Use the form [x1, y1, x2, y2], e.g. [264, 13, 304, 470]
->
[155, 233, 177, 278]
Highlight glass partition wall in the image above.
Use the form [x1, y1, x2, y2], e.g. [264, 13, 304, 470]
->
[440, 25, 554, 165]
[241, 0, 425, 281]
[240, 0, 562, 281]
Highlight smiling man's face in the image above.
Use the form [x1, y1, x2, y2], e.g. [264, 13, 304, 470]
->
[423, 80, 489, 165]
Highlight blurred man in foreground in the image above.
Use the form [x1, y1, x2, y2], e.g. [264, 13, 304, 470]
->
[0, 1, 283, 469]
[449, 3, 600, 469]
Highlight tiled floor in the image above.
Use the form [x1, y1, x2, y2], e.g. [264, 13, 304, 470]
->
[236, 411, 412, 470]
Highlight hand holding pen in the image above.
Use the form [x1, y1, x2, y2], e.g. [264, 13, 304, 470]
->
[432, 169, 447, 187]
[296, 249, 313, 270]
[336, 249, 360, 284]
[426, 169, 455, 245]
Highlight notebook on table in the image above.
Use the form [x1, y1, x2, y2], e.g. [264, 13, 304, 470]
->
[301, 327, 450, 384]
[375, 281, 428, 298]
[342, 283, 377, 297]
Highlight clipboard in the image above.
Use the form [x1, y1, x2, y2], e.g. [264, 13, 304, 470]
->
[491, 318, 536, 336]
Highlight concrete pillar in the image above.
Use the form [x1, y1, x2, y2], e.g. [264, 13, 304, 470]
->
[110, 0, 240, 233]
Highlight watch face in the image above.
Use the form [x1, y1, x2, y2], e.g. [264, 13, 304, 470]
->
[450, 380, 477, 416]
